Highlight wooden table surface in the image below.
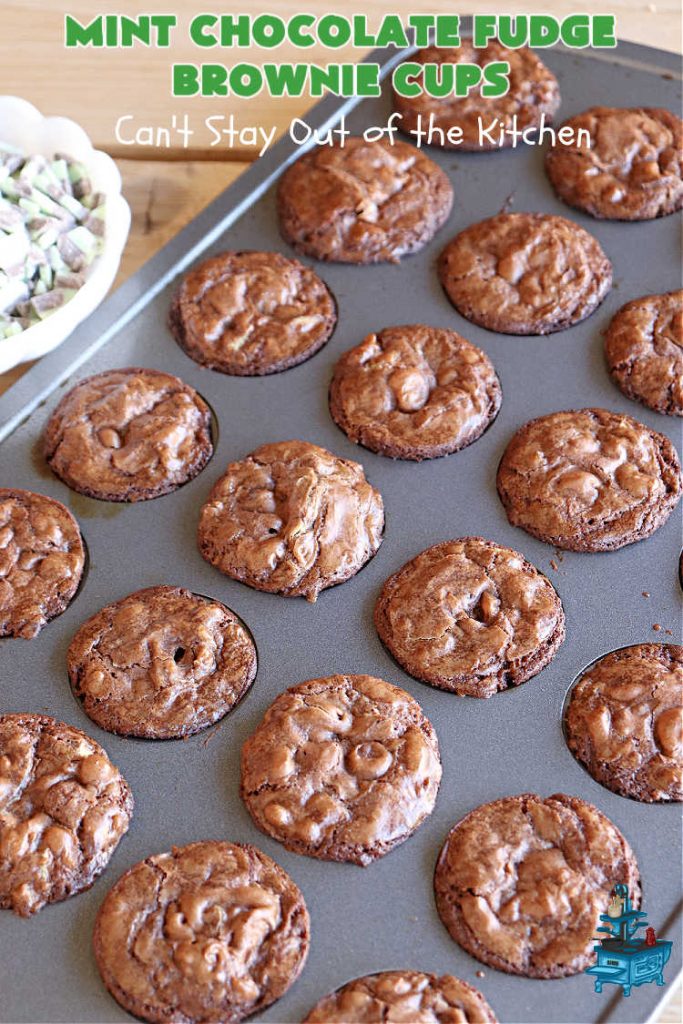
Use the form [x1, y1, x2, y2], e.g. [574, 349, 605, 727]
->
[0, 3, 680, 1020]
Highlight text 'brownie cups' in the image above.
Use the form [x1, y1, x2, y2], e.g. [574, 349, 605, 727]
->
[277, 137, 453, 264]
[329, 325, 502, 460]
[565, 643, 682, 802]
[43, 367, 213, 501]
[303, 971, 498, 1023]
[545, 106, 683, 221]
[68, 585, 257, 739]
[169, 250, 337, 376]
[434, 793, 640, 978]
[375, 538, 565, 698]
[0, 714, 132, 916]
[438, 212, 612, 335]
[93, 841, 309, 1023]
[198, 440, 384, 602]
[393, 42, 560, 151]
[0, 488, 85, 639]
[497, 408, 682, 551]
[241, 674, 441, 865]
[605, 289, 683, 417]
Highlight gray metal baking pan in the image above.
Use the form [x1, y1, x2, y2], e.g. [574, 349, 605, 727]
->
[0, 32, 681, 1024]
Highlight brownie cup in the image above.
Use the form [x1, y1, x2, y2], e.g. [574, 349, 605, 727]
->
[438, 213, 612, 335]
[304, 970, 498, 1022]
[94, 841, 309, 1023]
[434, 793, 640, 977]
[68, 585, 257, 739]
[375, 537, 565, 697]
[169, 251, 337, 375]
[0, 714, 132, 916]
[241, 674, 441, 865]
[605, 289, 683, 416]
[198, 440, 384, 602]
[329, 325, 501, 460]
[565, 643, 682, 802]
[43, 367, 213, 501]
[0, 488, 85, 638]
[497, 408, 682, 551]
[277, 137, 453, 264]
[546, 106, 683, 220]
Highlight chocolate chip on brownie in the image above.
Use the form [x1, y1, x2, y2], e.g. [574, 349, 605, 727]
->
[304, 970, 498, 1023]
[375, 538, 565, 698]
[565, 643, 682, 802]
[198, 440, 384, 602]
[438, 213, 612, 334]
[329, 325, 502, 460]
[68, 585, 257, 739]
[43, 367, 213, 502]
[277, 137, 453, 264]
[434, 793, 640, 977]
[393, 42, 560, 151]
[545, 106, 683, 220]
[496, 408, 682, 551]
[241, 674, 441, 865]
[0, 714, 132, 916]
[0, 488, 85, 639]
[94, 840, 309, 1023]
[605, 289, 683, 416]
[169, 251, 337, 376]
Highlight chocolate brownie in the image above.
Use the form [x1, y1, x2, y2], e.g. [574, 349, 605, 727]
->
[434, 793, 640, 978]
[375, 538, 565, 698]
[277, 137, 453, 264]
[94, 840, 309, 1023]
[43, 367, 213, 502]
[0, 714, 132, 917]
[169, 251, 337, 376]
[241, 674, 441, 865]
[0, 488, 85, 638]
[304, 971, 498, 1023]
[565, 643, 682, 802]
[68, 586, 257, 739]
[438, 213, 612, 334]
[497, 408, 682, 551]
[329, 325, 502, 460]
[198, 440, 384, 602]
[393, 43, 560, 151]
[545, 106, 683, 220]
[605, 290, 683, 416]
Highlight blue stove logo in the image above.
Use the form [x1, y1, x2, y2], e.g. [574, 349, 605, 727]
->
[585, 884, 672, 998]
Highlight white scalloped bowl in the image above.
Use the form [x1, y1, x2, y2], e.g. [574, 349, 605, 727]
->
[0, 96, 131, 374]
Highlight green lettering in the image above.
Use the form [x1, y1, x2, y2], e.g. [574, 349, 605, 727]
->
[481, 61, 510, 97]
[528, 16, 559, 47]
[263, 63, 308, 97]
[190, 15, 217, 47]
[434, 15, 460, 47]
[562, 15, 590, 48]
[391, 62, 422, 99]
[172, 63, 199, 96]
[318, 15, 351, 48]
[253, 15, 285, 48]
[289, 14, 315, 47]
[64, 14, 102, 46]
[231, 64, 262, 97]
[407, 15, 435, 48]
[592, 15, 617, 47]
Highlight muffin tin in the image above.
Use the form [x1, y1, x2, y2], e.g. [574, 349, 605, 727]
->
[0, 35, 681, 1024]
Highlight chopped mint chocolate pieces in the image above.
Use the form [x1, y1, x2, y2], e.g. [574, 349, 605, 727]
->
[0, 148, 106, 339]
